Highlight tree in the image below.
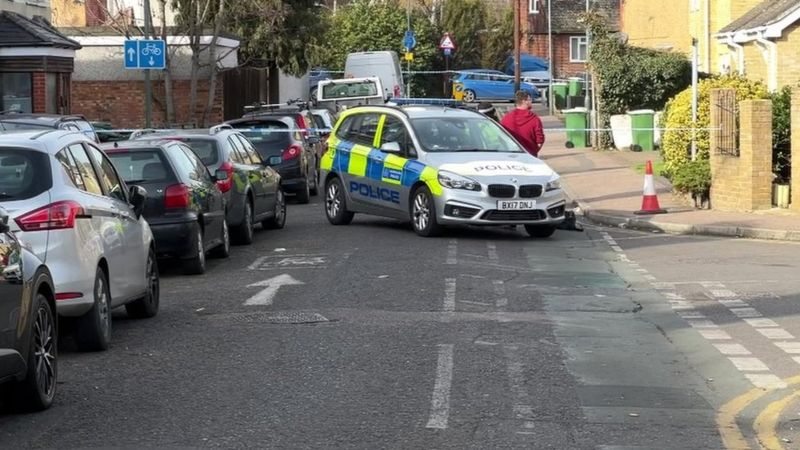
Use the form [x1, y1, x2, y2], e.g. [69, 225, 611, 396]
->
[440, 0, 486, 69]
[481, 7, 513, 70]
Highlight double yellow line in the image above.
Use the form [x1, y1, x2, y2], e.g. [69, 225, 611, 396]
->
[718, 374, 800, 449]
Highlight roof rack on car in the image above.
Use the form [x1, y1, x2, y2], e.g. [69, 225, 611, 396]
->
[209, 123, 233, 135]
[243, 98, 311, 115]
[388, 98, 465, 108]
[129, 128, 175, 139]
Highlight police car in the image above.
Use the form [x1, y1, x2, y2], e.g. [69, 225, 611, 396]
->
[318, 102, 566, 237]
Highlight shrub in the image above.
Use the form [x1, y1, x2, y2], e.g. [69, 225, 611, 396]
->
[771, 85, 792, 183]
[671, 159, 711, 207]
[660, 76, 769, 177]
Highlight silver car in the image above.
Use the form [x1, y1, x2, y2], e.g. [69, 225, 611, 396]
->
[0, 130, 158, 351]
[319, 105, 566, 237]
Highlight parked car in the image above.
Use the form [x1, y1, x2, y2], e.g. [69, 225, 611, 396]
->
[135, 127, 285, 243]
[0, 207, 57, 411]
[227, 114, 320, 203]
[309, 68, 333, 100]
[0, 113, 99, 143]
[451, 70, 540, 103]
[103, 140, 232, 275]
[345, 51, 405, 99]
[0, 130, 158, 351]
[310, 108, 336, 137]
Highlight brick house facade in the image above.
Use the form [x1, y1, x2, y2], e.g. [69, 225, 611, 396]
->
[518, 0, 620, 79]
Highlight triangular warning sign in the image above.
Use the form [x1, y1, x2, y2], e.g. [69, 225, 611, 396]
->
[439, 34, 456, 50]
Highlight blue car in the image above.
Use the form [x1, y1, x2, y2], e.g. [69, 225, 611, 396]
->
[451, 69, 539, 103]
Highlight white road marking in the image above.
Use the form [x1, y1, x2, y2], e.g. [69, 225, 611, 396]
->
[610, 245, 623, 253]
[637, 268, 649, 273]
[487, 242, 499, 261]
[651, 282, 674, 290]
[664, 293, 685, 300]
[744, 318, 780, 328]
[745, 374, 788, 389]
[728, 357, 769, 371]
[446, 239, 458, 265]
[669, 301, 695, 310]
[677, 311, 706, 319]
[248, 254, 328, 270]
[443, 278, 456, 313]
[460, 274, 487, 279]
[474, 340, 499, 346]
[757, 328, 795, 340]
[493, 280, 508, 308]
[642, 275, 657, 281]
[505, 346, 536, 432]
[730, 307, 762, 318]
[775, 342, 800, 354]
[460, 300, 491, 306]
[792, 357, 800, 365]
[688, 320, 719, 329]
[710, 289, 737, 298]
[718, 299, 750, 308]
[699, 329, 733, 340]
[243, 274, 304, 306]
[713, 344, 751, 355]
[426, 344, 455, 429]
[700, 281, 726, 289]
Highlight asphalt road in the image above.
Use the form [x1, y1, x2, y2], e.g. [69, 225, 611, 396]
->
[7, 194, 795, 449]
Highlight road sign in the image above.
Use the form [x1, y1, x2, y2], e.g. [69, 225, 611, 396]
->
[439, 32, 456, 50]
[403, 30, 417, 51]
[405, 52, 414, 62]
[444, 48, 452, 57]
[123, 39, 166, 70]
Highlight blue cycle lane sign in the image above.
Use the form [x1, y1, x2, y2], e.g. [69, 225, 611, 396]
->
[124, 39, 166, 70]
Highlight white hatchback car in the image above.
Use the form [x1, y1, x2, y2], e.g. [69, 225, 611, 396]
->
[0, 130, 158, 351]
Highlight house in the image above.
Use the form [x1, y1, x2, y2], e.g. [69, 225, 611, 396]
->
[518, 0, 621, 79]
[715, 0, 800, 91]
[620, 0, 691, 55]
[1, 0, 51, 18]
[0, 10, 80, 114]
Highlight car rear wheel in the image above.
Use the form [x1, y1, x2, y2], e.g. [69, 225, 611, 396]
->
[325, 177, 354, 225]
[310, 169, 319, 196]
[463, 90, 476, 102]
[524, 224, 557, 238]
[76, 267, 111, 352]
[411, 186, 442, 237]
[14, 291, 57, 411]
[262, 189, 287, 229]
[232, 200, 254, 245]
[126, 248, 160, 319]
[210, 219, 230, 258]
[296, 177, 311, 204]
[184, 227, 206, 275]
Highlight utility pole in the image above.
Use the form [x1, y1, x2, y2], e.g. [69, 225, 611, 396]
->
[407, 0, 412, 97]
[691, 37, 699, 161]
[143, 0, 153, 128]
[513, 0, 521, 91]
[547, 0, 553, 114]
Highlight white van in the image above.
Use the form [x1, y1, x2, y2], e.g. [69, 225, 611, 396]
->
[344, 51, 405, 99]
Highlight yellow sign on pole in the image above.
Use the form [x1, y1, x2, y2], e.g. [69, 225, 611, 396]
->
[405, 52, 414, 62]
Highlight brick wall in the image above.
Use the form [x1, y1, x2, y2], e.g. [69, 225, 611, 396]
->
[522, 34, 586, 79]
[71, 79, 224, 128]
[709, 89, 773, 211]
[791, 88, 800, 212]
[32, 73, 46, 114]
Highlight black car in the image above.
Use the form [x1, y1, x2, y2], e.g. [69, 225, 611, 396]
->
[135, 127, 286, 245]
[0, 207, 57, 411]
[0, 113, 99, 143]
[226, 116, 319, 203]
[103, 140, 231, 275]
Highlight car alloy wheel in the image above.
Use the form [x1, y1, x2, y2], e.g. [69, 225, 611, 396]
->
[96, 274, 110, 339]
[413, 192, 431, 231]
[184, 227, 206, 275]
[411, 186, 442, 237]
[463, 90, 476, 102]
[126, 248, 160, 318]
[326, 181, 341, 219]
[33, 297, 56, 402]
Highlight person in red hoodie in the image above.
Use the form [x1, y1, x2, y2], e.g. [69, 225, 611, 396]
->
[500, 90, 546, 157]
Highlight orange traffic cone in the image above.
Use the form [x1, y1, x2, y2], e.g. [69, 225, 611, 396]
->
[634, 160, 667, 215]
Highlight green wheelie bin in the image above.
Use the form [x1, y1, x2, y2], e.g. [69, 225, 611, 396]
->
[629, 109, 655, 151]
[564, 107, 589, 148]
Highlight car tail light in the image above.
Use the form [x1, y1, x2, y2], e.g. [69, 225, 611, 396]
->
[56, 292, 84, 301]
[165, 184, 190, 209]
[295, 116, 309, 137]
[282, 144, 302, 161]
[216, 161, 234, 193]
[15, 201, 85, 231]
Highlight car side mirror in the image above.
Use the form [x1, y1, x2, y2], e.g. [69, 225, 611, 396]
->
[307, 135, 321, 144]
[266, 156, 282, 166]
[380, 141, 402, 154]
[128, 185, 147, 219]
[214, 169, 228, 182]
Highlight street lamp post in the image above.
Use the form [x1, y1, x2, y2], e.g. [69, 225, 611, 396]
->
[143, 0, 153, 127]
[513, 0, 521, 91]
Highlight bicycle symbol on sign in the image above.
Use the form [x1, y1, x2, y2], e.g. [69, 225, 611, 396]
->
[140, 43, 162, 56]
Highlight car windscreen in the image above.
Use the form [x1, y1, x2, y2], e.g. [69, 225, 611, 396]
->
[168, 138, 219, 165]
[0, 121, 52, 131]
[230, 121, 292, 156]
[106, 149, 175, 184]
[0, 148, 52, 201]
[409, 117, 524, 153]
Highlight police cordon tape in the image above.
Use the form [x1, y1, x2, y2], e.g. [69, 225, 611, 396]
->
[94, 126, 720, 135]
[322, 69, 582, 83]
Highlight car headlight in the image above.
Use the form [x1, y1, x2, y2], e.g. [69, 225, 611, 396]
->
[545, 176, 561, 192]
[438, 171, 481, 191]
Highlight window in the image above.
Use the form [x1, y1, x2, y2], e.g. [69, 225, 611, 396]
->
[349, 114, 380, 147]
[335, 116, 356, 140]
[0, 73, 32, 114]
[236, 135, 263, 165]
[46, 73, 57, 114]
[570, 36, 588, 62]
[66, 144, 103, 195]
[169, 144, 201, 181]
[0, 148, 52, 201]
[86, 145, 127, 202]
[410, 117, 523, 153]
[380, 115, 416, 156]
[528, 0, 539, 14]
[227, 136, 247, 164]
[106, 150, 173, 183]
[179, 146, 212, 183]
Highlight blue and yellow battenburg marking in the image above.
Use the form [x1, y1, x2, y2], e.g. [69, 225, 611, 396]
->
[321, 135, 442, 196]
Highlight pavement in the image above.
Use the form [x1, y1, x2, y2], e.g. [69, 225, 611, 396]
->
[534, 111, 800, 242]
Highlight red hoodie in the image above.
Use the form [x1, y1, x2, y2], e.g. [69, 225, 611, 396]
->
[500, 108, 545, 157]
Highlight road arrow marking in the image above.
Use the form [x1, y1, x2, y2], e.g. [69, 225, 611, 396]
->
[127, 48, 136, 61]
[244, 274, 304, 306]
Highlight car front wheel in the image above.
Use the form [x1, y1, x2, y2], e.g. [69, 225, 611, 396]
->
[325, 177, 354, 225]
[410, 186, 442, 237]
[463, 90, 476, 102]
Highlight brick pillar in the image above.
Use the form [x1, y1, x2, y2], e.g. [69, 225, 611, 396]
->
[791, 88, 800, 211]
[32, 73, 46, 113]
[739, 99, 773, 210]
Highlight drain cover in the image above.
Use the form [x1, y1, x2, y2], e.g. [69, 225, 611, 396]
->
[229, 312, 329, 324]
